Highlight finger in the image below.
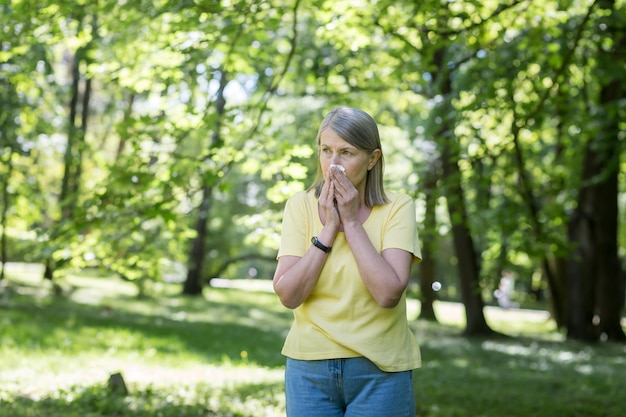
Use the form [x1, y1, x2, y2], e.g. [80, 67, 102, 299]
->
[331, 173, 351, 197]
[321, 181, 336, 208]
[320, 179, 331, 199]
[329, 170, 343, 188]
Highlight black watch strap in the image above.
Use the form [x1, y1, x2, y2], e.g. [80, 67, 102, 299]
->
[311, 236, 332, 253]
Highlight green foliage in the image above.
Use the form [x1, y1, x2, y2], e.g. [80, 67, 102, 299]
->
[1, 0, 624, 341]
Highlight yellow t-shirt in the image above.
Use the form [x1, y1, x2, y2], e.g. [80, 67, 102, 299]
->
[277, 190, 422, 372]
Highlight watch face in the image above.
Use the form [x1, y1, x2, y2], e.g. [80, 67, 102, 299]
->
[312, 237, 330, 252]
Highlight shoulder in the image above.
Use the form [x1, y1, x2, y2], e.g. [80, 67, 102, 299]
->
[285, 189, 316, 211]
[383, 191, 413, 208]
[375, 192, 415, 222]
[287, 189, 315, 204]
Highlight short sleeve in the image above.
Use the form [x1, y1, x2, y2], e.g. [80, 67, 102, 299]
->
[382, 194, 422, 263]
[277, 192, 310, 259]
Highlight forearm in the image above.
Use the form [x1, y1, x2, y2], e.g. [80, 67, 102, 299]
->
[343, 222, 409, 308]
[273, 253, 326, 309]
[273, 229, 337, 309]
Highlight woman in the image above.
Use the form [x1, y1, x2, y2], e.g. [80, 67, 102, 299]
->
[273, 106, 422, 417]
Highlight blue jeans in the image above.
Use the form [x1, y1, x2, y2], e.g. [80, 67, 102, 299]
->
[285, 357, 416, 417]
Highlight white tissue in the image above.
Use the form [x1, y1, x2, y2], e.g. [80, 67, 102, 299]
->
[330, 164, 346, 172]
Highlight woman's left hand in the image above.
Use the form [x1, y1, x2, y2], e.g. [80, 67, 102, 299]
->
[329, 168, 359, 225]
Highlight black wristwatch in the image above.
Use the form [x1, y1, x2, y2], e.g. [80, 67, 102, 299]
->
[311, 236, 332, 253]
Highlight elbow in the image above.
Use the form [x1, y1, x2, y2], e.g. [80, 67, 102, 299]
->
[273, 281, 302, 309]
[374, 278, 409, 308]
[276, 290, 300, 309]
[377, 296, 401, 309]
[374, 287, 405, 308]
[277, 293, 303, 309]
[280, 298, 301, 309]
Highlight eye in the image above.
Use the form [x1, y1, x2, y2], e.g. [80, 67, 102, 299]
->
[342, 150, 352, 156]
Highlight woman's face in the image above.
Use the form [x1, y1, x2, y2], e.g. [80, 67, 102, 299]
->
[318, 128, 380, 190]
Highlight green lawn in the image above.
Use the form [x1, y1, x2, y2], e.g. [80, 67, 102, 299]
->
[1, 265, 625, 417]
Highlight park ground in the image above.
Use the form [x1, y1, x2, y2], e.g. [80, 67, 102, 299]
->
[1, 262, 625, 417]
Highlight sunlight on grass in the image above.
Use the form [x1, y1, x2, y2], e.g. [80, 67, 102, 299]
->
[1, 266, 625, 417]
[408, 298, 561, 338]
[1, 267, 289, 416]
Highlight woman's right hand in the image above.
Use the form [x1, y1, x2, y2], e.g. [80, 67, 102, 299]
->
[319, 176, 341, 230]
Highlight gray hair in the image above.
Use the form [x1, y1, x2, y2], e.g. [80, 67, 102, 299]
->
[309, 106, 388, 207]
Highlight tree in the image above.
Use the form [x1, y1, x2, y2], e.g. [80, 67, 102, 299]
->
[432, 50, 491, 335]
[417, 161, 440, 321]
[0, 81, 19, 281]
[567, 0, 625, 341]
[372, 0, 510, 335]
[43, 12, 97, 282]
[180, 0, 302, 295]
[183, 70, 228, 295]
[1, 0, 624, 341]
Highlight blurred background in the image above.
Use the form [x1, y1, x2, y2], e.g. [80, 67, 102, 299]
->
[1, 0, 624, 341]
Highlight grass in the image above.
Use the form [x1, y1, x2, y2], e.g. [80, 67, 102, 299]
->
[1, 263, 625, 417]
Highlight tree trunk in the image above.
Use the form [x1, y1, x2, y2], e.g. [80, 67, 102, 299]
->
[0, 75, 19, 282]
[183, 71, 228, 295]
[0, 152, 12, 282]
[566, 205, 597, 341]
[417, 162, 439, 321]
[442, 129, 486, 335]
[184, 183, 213, 295]
[433, 49, 492, 336]
[445, 179, 491, 336]
[594, 0, 625, 341]
[59, 46, 84, 220]
[566, 0, 625, 341]
[594, 149, 622, 340]
[47, 38, 92, 282]
[543, 255, 568, 329]
[567, 126, 622, 341]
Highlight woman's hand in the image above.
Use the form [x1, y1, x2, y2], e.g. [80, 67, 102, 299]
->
[329, 167, 359, 225]
[319, 173, 341, 229]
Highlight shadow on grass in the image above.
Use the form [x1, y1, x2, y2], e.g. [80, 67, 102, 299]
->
[2, 284, 291, 368]
[411, 321, 626, 417]
[0, 378, 285, 417]
[4, 278, 626, 417]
